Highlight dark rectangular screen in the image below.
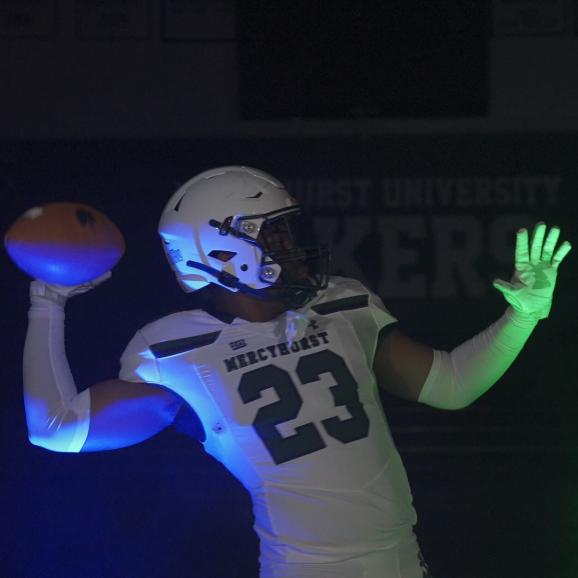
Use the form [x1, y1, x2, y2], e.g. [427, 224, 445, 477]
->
[238, 1, 490, 119]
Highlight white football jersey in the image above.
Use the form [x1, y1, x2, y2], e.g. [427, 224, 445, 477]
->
[119, 276, 417, 565]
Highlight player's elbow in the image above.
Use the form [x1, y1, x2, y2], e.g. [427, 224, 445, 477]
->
[453, 394, 481, 410]
[418, 396, 470, 411]
[417, 350, 482, 411]
[436, 398, 475, 411]
[26, 415, 87, 453]
[28, 432, 59, 451]
[417, 379, 481, 410]
[24, 394, 89, 452]
[28, 431, 82, 453]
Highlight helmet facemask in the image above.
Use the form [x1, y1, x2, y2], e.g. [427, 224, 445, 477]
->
[203, 206, 329, 308]
[251, 208, 330, 308]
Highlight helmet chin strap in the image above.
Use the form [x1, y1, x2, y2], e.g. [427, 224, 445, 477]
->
[186, 260, 315, 308]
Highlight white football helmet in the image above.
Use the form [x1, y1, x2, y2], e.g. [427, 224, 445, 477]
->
[158, 166, 329, 307]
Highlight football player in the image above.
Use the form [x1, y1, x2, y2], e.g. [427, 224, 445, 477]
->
[22, 166, 571, 578]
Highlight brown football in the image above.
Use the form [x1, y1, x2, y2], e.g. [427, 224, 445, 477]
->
[4, 202, 125, 285]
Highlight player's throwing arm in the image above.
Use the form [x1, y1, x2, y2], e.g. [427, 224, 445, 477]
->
[7, 203, 181, 452]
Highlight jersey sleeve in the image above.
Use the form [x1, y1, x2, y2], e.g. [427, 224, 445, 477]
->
[118, 329, 162, 384]
[367, 287, 398, 332]
[362, 286, 398, 365]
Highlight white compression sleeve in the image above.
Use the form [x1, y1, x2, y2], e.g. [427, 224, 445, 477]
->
[23, 282, 90, 452]
[417, 307, 539, 410]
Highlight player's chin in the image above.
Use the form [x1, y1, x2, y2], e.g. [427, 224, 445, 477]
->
[258, 285, 287, 300]
[255, 283, 291, 302]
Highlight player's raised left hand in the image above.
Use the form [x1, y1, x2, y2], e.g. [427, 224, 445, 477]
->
[492, 222, 572, 320]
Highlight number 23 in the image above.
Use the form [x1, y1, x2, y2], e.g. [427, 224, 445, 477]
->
[238, 349, 370, 464]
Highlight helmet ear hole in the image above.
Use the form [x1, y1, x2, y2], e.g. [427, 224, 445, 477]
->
[208, 250, 236, 262]
[240, 264, 248, 271]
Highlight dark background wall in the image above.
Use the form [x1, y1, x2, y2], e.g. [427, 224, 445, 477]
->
[1, 3, 578, 578]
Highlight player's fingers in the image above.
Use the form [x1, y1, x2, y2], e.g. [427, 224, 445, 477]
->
[515, 228, 530, 267]
[529, 222, 547, 265]
[541, 226, 561, 262]
[552, 240, 572, 270]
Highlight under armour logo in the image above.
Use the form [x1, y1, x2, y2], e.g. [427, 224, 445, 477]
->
[308, 320, 319, 330]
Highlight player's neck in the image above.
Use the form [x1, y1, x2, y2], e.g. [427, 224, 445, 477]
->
[206, 285, 288, 323]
